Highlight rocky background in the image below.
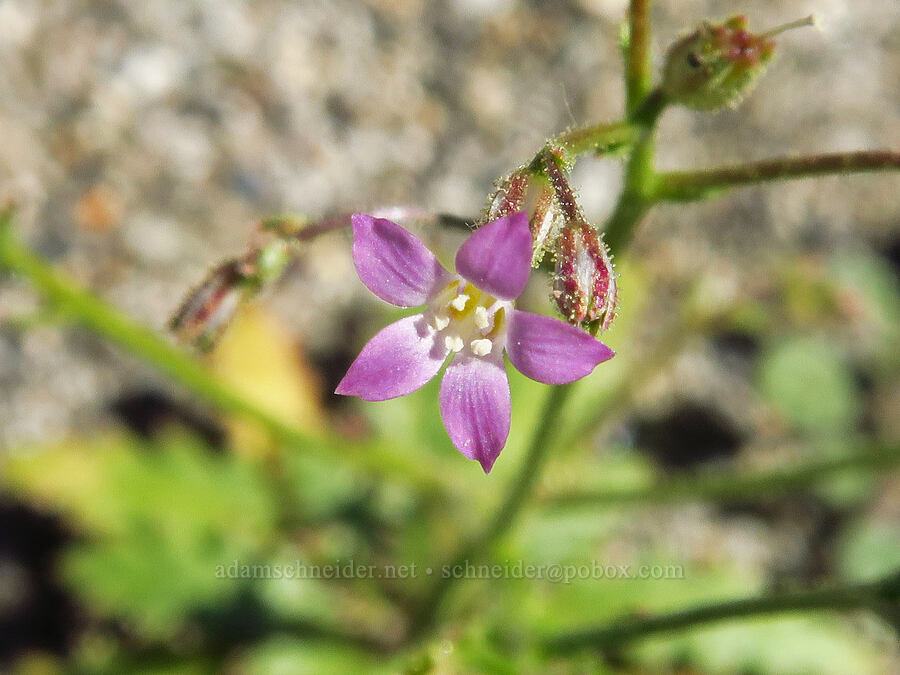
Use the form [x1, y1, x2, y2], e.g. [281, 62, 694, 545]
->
[0, 0, 896, 445]
[0, 0, 897, 669]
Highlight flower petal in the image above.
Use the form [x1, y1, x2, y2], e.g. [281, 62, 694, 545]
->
[352, 213, 451, 307]
[335, 314, 448, 401]
[439, 354, 511, 473]
[454, 212, 532, 300]
[506, 310, 615, 385]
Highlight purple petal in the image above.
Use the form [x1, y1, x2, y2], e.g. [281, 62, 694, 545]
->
[352, 214, 451, 307]
[455, 212, 532, 300]
[439, 354, 511, 473]
[335, 314, 448, 401]
[506, 310, 615, 385]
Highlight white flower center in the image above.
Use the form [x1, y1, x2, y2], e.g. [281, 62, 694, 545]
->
[428, 279, 509, 358]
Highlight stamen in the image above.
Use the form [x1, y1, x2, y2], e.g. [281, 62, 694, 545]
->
[432, 313, 450, 331]
[450, 294, 470, 311]
[759, 15, 817, 39]
[444, 335, 464, 353]
[470, 339, 493, 356]
[474, 306, 491, 331]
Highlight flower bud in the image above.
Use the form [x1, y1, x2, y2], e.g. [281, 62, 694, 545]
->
[553, 221, 617, 330]
[170, 260, 248, 351]
[661, 14, 816, 110]
[528, 183, 564, 265]
[487, 169, 531, 221]
[170, 238, 293, 351]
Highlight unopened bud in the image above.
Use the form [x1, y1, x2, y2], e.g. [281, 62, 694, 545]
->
[528, 184, 564, 265]
[170, 260, 248, 351]
[661, 14, 815, 110]
[487, 169, 531, 221]
[171, 237, 293, 351]
[553, 221, 617, 330]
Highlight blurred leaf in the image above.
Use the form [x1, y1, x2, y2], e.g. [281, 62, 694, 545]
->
[757, 335, 860, 435]
[280, 449, 362, 520]
[836, 515, 900, 582]
[4, 433, 278, 638]
[782, 258, 842, 327]
[633, 616, 889, 674]
[830, 251, 900, 357]
[208, 305, 324, 459]
[236, 637, 383, 675]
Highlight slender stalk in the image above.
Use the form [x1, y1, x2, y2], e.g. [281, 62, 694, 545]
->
[625, 0, 654, 115]
[552, 120, 640, 161]
[407, 82, 667, 638]
[453, 385, 574, 561]
[407, 383, 575, 640]
[654, 151, 900, 202]
[604, 89, 667, 252]
[0, 213, 441, 488]
[282, 208, 473, 241]
[543, 570, 900, 652]
[603, 191, 652, 253]
[542, 444, 900, 508]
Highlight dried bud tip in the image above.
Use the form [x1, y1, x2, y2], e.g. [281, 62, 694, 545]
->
[759, 15, 818, 39]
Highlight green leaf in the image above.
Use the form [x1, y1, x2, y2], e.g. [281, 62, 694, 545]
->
[836, 516, 900, 582]
[236, 637, 383, 675]
[4, 432, 278, 638]
[758, 335, 860, 435]
[634, 616, 889, 675]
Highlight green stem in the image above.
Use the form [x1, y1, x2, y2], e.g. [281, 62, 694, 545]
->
[654, 151, 900, 202]
[543, 570, 900, 652]
[604, 89, 667, 251]
[542, 444, 900, 508]
[603, 191, 652, 253]
[407, 383, 575, 640]
[0, 213, 441, 489]
[406, 79, 664, 633]
[552, 121, 640, 162]
[454, 385, 574, 561]
[625, 0, 654, 115]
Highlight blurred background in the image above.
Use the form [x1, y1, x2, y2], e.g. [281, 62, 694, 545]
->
[0, 0, 898, 672]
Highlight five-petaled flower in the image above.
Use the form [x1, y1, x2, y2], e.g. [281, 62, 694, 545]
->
[335, 212, 615, 472]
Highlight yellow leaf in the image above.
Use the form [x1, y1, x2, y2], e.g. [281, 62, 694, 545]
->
[208, 304, 324, 458]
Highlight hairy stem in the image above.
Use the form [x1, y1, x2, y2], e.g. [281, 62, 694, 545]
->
[552, 120, 640, 162]
[654, 151, 900, 201]
[279, 208, 473, 242]
[542, 444, 900, 508]
[543, 570, 900, 652]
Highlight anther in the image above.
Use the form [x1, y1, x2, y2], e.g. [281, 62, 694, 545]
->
[444, 335, 464, 353]
[450, 294, 470, 311]
[470, 339, 493, 357]
[474, 306, 491, 331]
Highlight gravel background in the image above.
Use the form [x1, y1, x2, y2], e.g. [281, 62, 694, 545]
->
[0, 0, 897, 446]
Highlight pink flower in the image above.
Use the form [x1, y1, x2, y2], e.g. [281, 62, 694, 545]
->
[335, 212, 615, 472]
